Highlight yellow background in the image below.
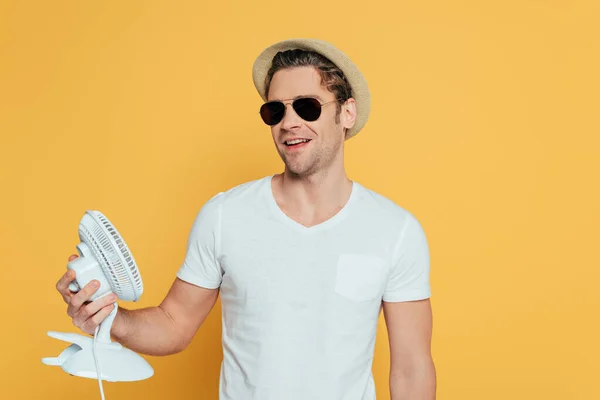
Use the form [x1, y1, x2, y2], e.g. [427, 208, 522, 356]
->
[1, 0, 598, 399]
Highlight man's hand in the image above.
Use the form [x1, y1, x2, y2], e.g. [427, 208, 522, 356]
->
[55, 254, 118, 335]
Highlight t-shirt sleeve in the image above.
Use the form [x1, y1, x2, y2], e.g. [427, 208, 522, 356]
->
[176, 193, 224, 289]
[383, 211, 432, 302]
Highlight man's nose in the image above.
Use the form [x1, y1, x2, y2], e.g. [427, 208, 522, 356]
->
[280, 103, 302, 130]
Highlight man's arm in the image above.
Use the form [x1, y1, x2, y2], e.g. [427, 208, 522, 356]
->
[58, 194, 224, 356]
[112, 277, 219, 356]
[383, 298, 436, 400]
[57, 256, 219, 357]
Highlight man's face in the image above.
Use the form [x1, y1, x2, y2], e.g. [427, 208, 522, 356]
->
[266, 66, 353, 177]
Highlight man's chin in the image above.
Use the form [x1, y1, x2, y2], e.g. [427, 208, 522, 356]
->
[283, 163, 319, 178]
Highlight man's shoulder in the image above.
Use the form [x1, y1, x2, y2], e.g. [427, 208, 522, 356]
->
[354, 181, 423, 230]
[203, 175, 270, 208]
[356, 182, 407, 215]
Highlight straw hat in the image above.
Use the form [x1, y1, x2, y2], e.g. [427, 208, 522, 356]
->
[252, 38, 370, 140]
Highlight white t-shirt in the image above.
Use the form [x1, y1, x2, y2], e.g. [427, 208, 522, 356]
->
[176, 175, 431, 400]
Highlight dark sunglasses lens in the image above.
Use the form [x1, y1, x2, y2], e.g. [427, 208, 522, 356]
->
[260, 102, 285, 125]
[293, 98, 322, 121]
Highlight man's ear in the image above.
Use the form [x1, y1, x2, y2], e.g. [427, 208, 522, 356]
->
[341, 98, 357, 131]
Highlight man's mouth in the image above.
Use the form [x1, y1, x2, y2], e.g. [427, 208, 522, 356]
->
[284, 139, 312, 147]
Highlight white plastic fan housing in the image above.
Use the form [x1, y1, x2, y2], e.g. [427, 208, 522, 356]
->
[42, 210, 153, 383]
[68, 210, 143, 302]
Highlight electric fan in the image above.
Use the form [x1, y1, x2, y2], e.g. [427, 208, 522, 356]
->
[42, 210, 154, 397]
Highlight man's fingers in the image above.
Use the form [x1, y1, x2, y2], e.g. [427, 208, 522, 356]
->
[56, 255, 80, 303]
[56, 269, 76, 298]
[67, 280, 100, 316]
[81, 293, 118, 320]
[83, 303, 115, 334]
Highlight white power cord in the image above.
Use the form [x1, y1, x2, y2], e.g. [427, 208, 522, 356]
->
[93, 324, 105, 400]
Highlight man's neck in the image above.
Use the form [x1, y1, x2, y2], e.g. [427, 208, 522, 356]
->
[271, 167, 353, 228]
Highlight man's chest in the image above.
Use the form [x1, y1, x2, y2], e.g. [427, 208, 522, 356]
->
[218, 226, 391, 311]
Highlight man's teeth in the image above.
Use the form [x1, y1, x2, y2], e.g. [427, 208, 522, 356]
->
[285, 139, 310, 145]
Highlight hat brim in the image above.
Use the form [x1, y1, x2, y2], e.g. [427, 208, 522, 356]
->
[252, 38, 370, 140]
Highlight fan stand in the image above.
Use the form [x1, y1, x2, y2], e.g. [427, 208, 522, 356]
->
[42, 302, 154, 382]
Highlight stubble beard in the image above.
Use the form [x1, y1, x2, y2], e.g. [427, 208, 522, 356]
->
[280, 138, 341, 177]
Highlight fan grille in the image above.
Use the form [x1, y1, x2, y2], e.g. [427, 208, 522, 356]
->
[78, 211, 143, 301]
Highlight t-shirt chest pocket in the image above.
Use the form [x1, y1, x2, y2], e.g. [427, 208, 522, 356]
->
[334, 253, 388, 303]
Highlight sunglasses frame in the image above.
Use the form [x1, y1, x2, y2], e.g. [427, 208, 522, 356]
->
[259, 97, 344, 126]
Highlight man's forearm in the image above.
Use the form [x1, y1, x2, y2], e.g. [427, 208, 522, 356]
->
[110, 305, 186, 356]
[390, 360, 436, 400]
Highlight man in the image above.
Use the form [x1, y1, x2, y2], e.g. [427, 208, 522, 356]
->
[56, 38, 436, 399]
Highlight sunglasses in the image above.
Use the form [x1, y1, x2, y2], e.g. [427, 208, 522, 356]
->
[259, 97, 342, 126]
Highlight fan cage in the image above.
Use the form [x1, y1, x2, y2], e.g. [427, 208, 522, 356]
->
[78, 211, 143, 301]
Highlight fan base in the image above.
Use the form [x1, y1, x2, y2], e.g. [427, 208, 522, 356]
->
[42, 331, 154, 382]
